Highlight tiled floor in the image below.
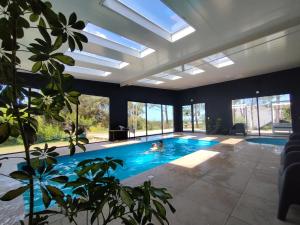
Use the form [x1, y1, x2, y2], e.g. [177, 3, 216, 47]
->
[1, 133, 300, 225]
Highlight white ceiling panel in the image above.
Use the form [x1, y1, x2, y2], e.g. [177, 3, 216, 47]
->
[16, 0, 300, 90]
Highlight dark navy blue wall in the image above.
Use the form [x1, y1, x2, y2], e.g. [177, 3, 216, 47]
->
[177, 67, 300, 133]
[14, 67, 300, 134]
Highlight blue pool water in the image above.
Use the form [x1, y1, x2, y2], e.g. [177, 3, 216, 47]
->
[21, 137, 219, 212]
[246, 137, 287, 146]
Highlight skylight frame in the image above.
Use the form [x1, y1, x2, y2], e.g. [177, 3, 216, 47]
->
[64, 65, 111, 77]
[202, 53, 234, 68]
[65, 50, 129, 69]
[83, 23, 155, 58]
[102, 0, 195, 42]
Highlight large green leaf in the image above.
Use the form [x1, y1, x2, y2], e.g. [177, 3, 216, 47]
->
[51, 53, 74, 66]
[153, 200, 166, 219]
[0, 122, 10, 144]
[41, 186, 51, 208]
[10, 171, 31, 180]
[0, 185, 29, 201]
[32, 61, 42, 73]
[120, 189, 134, 207]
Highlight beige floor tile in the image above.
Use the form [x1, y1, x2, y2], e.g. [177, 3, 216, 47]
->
[167, 195, 229, 225]
[232, 194, 278, 225]
[226, 216, 251, 225]
[244, 173, 279, 203]
[178, 180, 241, 214]
[201, 167, 253, 193]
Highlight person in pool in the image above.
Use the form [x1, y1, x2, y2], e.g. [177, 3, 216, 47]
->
[149, 140, 164, 152]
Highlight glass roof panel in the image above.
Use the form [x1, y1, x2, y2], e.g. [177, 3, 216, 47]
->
[118, 0, 188, 33]
[137, 78, 164, 85]
[203, 53, 234, 68]
[84, 23, 147, 52]
[66, 50, 129, 69]
[65, 65, 111, 77]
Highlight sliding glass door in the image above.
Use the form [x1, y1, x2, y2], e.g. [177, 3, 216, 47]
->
[232, 94, 292, 136]
[147, 103, 162, 135]
[182, 105, 192, 131]
[258, 94, 292, 136]
[193, 103, 206, 132]
[128, 102, 174, 137]
[232, 98, 259, 135]
[78, 95, 110, 142]
[162, 105, 174, 133]
[128, 101, 146, 137]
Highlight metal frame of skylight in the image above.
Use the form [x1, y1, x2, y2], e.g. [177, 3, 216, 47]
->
[83, 23, 155, 58]
[101, 0, 195, 42]
[66, 50, 129, 69]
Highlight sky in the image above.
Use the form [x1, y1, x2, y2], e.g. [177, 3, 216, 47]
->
[119, 0, 187, 33]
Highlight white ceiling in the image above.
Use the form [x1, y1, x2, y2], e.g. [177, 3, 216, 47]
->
[19, 0, 300, 90]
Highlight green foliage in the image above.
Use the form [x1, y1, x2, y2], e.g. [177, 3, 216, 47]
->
[0, 1, 175, 224]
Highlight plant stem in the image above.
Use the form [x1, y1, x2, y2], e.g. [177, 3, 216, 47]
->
[10, 6, 34, 224]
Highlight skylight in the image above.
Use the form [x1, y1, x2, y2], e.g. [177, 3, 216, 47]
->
[84, 23, 155, 58]
[64, 65, 111, 77]
[153, 73, 182, 80]
[203, 53, 234, 68]
[66, 50, 129, 69]
[174, 65, 205, 75]
[137, 78, 164, 85]
[102, 0, 195, 42]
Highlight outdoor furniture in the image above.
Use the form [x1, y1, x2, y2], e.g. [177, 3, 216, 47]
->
[278, 160, 300, 220]
[281, 145, 300, 165]
[272, 123, 292, 134]
[229, 123, 246, 136]
[109, 127, 128, 141]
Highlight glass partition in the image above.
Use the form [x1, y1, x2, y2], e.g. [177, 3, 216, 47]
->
[162, 105, 174, 133]
[232, 94, 292, 136]
[182, 105, 192, 131]
[193, 103, 206, 132]
[147, 103, 162, 135]
[128, 101, 146, 137]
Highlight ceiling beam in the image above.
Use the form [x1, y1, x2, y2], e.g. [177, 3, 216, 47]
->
[120, 15, 300, 87]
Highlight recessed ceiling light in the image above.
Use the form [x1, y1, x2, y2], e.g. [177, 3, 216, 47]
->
[66, 50, 129, 69]
[174, 64, 205, 75]
[65, 65, 111, 77]
[102, 0, 195, 42]
[137, 78, 164, 85]
[153, 73, 182, 80]
[203, 53, 234, 68]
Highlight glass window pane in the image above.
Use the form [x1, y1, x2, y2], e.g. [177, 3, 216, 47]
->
[84, 23, 148, 52]
[128, 101, 146, 137]
[118, 0, 188, 33]
[258, 94, 292, 136]
[182, 105, 192, 131]
[162, 105, 174, 133]
[193, 103, 206, 132]
[232, 98, 259, 135]
[147, 103, 162, 135]
[78, 95, 109, 142]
